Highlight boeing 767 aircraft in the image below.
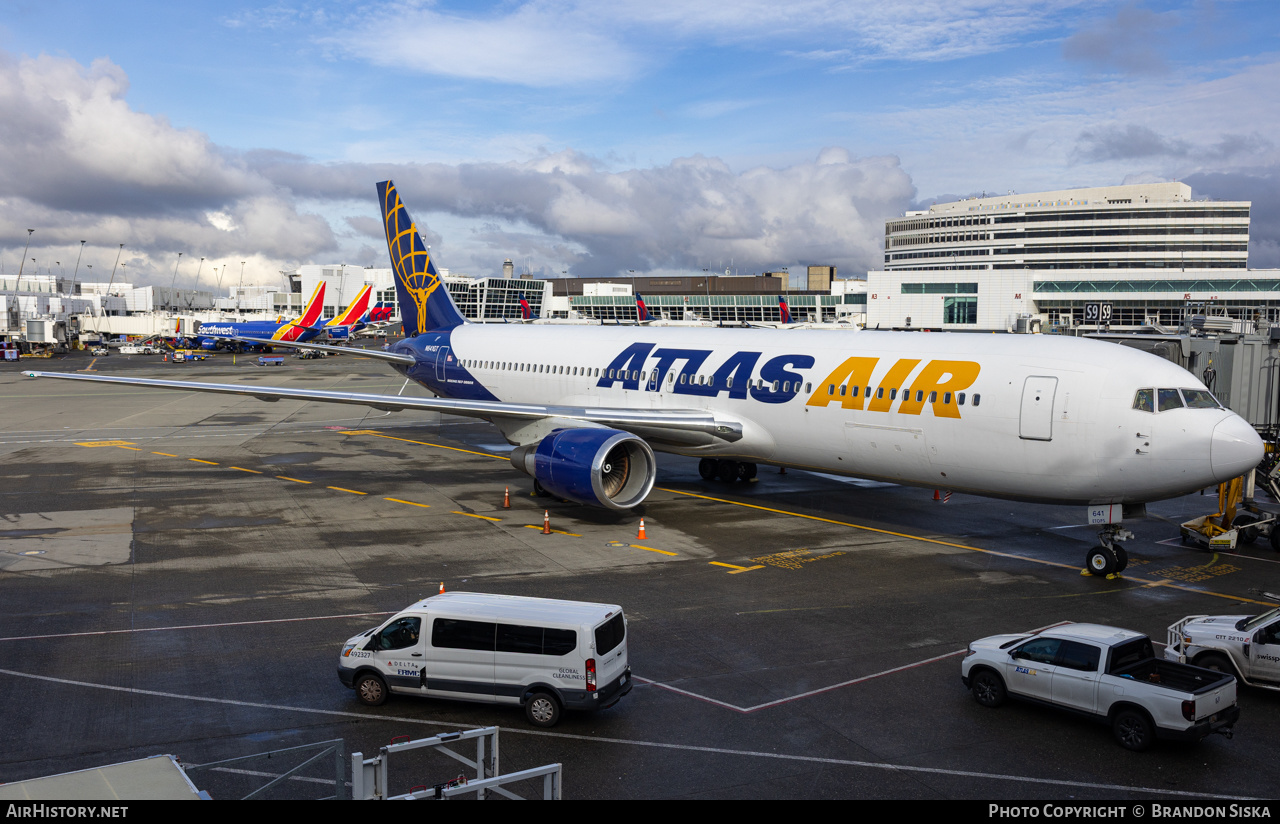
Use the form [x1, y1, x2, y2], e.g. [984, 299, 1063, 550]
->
[26, 180, 1264, 576]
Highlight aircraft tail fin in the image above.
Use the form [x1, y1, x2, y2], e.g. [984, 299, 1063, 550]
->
[378, 180, 466, 336]
[329, 284, 373, 328]
[778, 295, 793, 325]
[518, 292, 537, 321]
[274, 282, 326, 341]
[635, 292, 650, 322]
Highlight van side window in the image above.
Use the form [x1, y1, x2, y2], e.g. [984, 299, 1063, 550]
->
[594, 613, 626, 655]
[544, 629, 577, 656]
[377, 617, 421, 650]
[432, 618, 496, 651]
[495, 624, 578, 656]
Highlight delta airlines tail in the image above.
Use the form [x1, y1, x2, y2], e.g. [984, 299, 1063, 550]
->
[26, 179, 1266, 577]
[636, 293, 651, 323]
[778, 295, 793, 325]
[518, 292, 537, 321]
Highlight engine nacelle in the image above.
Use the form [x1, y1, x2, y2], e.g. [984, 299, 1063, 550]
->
[199, 337, 221, 351]
[510, 428, 656, 511]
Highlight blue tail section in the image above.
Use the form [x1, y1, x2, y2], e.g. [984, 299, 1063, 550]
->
[378, 180, 466, 335]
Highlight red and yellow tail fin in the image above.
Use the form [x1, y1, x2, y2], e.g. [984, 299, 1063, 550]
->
[273, 282, 326, 341]
[329, 284, 372, 328]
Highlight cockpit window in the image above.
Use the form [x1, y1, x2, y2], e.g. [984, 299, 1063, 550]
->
[1132, 389, 1154, 413]
[1180, 389, 1220, 409]
[1157, 388, 1184, 412]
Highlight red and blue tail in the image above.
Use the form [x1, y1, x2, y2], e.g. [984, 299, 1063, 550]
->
[778, 295, 793, 325]
[518, 292, 537, 320]
[635, 293, 651, 322]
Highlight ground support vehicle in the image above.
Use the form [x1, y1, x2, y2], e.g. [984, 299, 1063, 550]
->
[962, 623, 1238, 751]
[1166, 596, 1280, 692]
[337, 592, 631, 728]
[257, 355, 284, 366]
[1182, 472, 1280, 552]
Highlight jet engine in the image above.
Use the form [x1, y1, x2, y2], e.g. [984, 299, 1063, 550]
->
[510, 428, 656, 511]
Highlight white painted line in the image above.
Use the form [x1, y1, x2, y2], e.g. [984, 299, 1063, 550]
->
[0, 611, 395, 643]
[0, 667, 1256, 800]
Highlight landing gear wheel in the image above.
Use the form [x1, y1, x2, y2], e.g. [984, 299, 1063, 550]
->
[533, 479, 549, 497]
[971, 670, 1006, 708]
[525, 691, 561, 728]
[716, 460, 740, 483]
[738, 462, 758, 481]
[1232, 514, 1260, 545]
[698, 458, 718, 481]
[1086, 546, 1117, 576]
[1113, 545, 1129, 572]
[355, 673, 388, 707]
[1112, 708, 1154, 752]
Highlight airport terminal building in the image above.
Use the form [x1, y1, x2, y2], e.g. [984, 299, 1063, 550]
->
[866, 182, 1275, 332]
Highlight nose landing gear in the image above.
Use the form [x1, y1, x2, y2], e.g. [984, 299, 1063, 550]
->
[1084, 525, 1134, 577]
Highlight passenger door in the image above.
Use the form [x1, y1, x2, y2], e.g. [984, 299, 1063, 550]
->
[1250, 620, 1280, 683]
[1050, 640, 1102, 713]
[1006, 637, 1059, 702]
[425, 618, 496, 702]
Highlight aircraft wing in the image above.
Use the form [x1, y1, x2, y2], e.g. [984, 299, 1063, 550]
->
[24, 371, 744, 445]
[235, 336, 417, 365]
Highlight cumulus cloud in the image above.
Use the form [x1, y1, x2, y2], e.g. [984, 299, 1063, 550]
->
[0, 52, 336, 287]
[249, 146, 915, 277]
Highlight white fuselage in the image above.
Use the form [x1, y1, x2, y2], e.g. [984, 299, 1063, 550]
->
[421, 326, 1259, 506]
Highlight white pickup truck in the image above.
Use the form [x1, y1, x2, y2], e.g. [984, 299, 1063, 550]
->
[1165, 599, 1280, 692]
[962, 623, 1239, 751]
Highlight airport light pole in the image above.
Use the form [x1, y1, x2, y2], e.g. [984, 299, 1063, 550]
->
[17, 229, 33, 278]
[169, 252, 183, 312]
[72, 241, 86, 296]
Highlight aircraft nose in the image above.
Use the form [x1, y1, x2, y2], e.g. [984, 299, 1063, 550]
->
[1211, 415, 1264, 482]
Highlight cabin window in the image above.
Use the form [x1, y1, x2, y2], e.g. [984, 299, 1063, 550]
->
[772, 380, 780, 392]
[889, 388, 898, 400]
[943, 392, 951, 404]
[851, 386, 859, 398]
[680, 374, 687, 384]
[1132, 389, 1154, 412]
[915, 390, 924, 403]
[1157, 388, 1183, 412]
[726, 377, 733, 389]
[876, 388, 884, 399]
[782, 381, 790, 392]
[958, 392, 966, 405]
[805, 382, 812, 393]
[828, 385, 835, 396]
[973, 394, 981, 407]
[929, 391, 937, 403]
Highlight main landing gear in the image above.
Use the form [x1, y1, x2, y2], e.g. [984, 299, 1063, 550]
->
[698, 458, 758, 484]
[1084, 524, 1134, 577]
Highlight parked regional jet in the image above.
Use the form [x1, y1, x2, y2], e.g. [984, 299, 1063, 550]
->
[195, 282, 327, 351]
[26, 181, 1265, 576]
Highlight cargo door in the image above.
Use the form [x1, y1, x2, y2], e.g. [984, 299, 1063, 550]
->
[1019, 376, 1058, 441]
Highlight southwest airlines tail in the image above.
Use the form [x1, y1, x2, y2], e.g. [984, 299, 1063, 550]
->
[378, 180, 466, 335]
[635, 293, 651, 323]
[327, 284, 373, 331]
[778, 295, 793, 325]
[273, 281, 326, 341]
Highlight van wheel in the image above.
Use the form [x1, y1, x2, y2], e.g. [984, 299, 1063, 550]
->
[355, 673, 388, 706]
[1112, 708, 1154, 752]
[971, 669, 1006, 708]
[525, 692, 561, 728]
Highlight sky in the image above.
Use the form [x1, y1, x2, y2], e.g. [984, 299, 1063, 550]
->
[0, 0, 1277, 290]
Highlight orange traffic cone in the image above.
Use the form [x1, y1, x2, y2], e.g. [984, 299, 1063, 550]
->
[542, 510, 551, 534]
[438, 581, 445, 594]
[933, 489, 941, 501]
[503, 486, 511, 509]
[637, 518, 647, 540]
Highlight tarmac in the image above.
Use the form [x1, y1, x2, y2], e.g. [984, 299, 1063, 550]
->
[1, 348, 1278, 800]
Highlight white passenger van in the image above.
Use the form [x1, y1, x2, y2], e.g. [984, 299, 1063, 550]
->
[337, 592, 631, 727]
